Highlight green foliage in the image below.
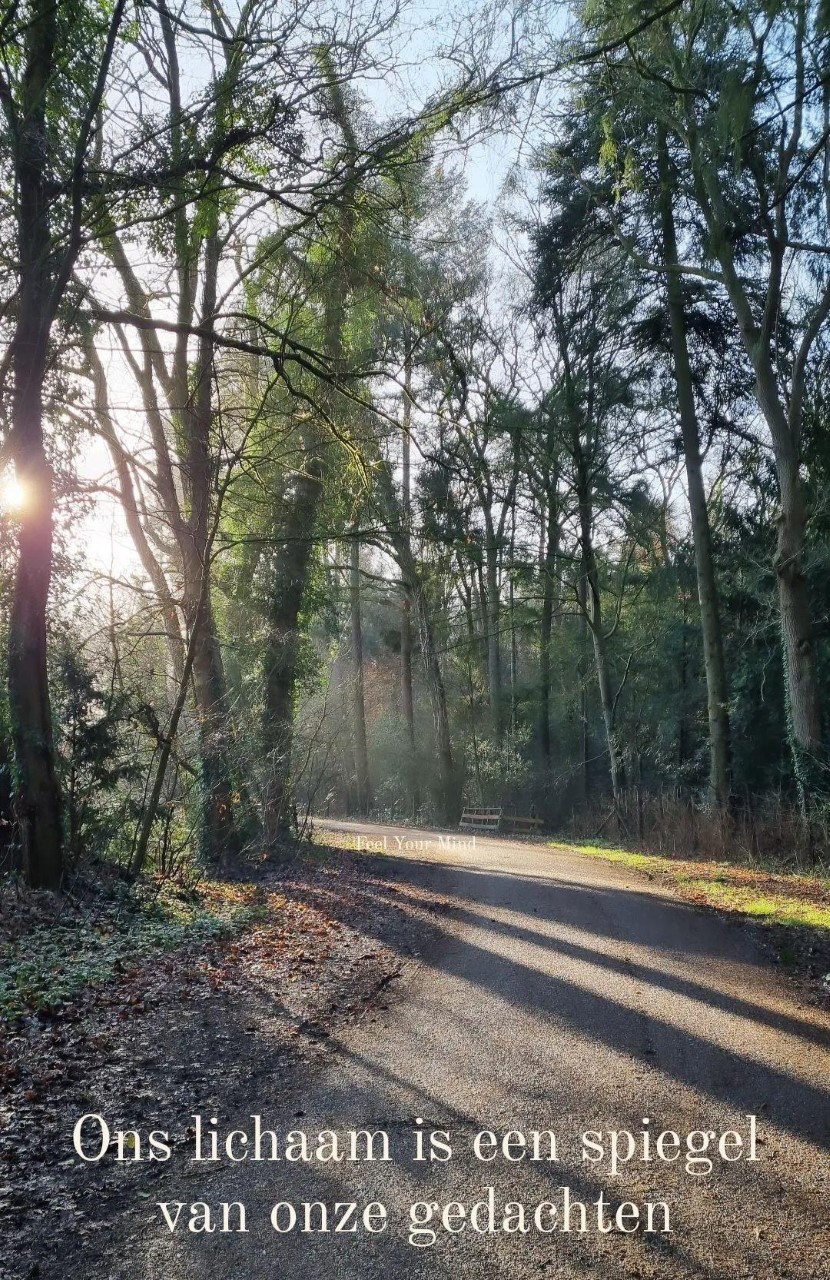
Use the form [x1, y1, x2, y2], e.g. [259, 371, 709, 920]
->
[5, 0, 830, 881]
[553, 840, 830, 931]
[53, 646, 141, 862]
[0, 879, 266, 1021]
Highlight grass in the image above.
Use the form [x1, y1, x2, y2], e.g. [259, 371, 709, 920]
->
[553, 840, 830, 931]
[0, 876, 269, 1022]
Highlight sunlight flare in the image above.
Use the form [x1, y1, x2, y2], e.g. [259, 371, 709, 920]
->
[0, 472, 27, 514]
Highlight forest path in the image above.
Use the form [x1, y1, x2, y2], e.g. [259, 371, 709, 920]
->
[138, 819, 830, 1279]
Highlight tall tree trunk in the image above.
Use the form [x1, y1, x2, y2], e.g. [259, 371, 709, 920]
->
[678, 583, 690, 774]
[539, 568, 553, 760]
[756, 369, 822, 765]
[657, 129, 731, 807]
[591, 621, 622, 807]
[376, 467, 457, 821]
[129, 556, 214, 878]
[181, 227, 241, 864]
[349, 535, 371, 814]
[690, 143, 822, 771]
[185, 586, 240, 863]
[578, 488, 623, 805]
[259, 66, 359, 839]
[8, 360, 62, 888]
[87, 342, 186, 684]
[485, 541, 503, 742]
[400, 339, 420, 815]
[8, 2, 63, 888]
[509, 518, 518, 745]
[103, 230, 242, 860]
[578, 579, 591, 807]
[262, 456, 325, 842]
[410, 575, 456, 823]
[400, 591, 418, 809]
[538, 481, 560, 760]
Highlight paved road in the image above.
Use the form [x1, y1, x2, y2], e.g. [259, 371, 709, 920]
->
[140, 821, 830, 1279]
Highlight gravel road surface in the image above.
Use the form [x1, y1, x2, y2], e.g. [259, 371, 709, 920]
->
[133, 821, 830, 1279]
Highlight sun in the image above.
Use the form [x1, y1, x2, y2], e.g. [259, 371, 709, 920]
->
[0, 473, 27, 514]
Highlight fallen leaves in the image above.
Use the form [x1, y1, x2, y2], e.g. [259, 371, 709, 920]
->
[1, 847, 433, 1280]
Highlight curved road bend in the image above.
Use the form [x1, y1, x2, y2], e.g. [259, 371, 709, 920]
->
[140, 819, 830, 1280]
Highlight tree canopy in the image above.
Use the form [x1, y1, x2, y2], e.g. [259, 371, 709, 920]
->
[2, 0, 830, 887]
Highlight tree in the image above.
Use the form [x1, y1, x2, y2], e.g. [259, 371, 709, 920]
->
[532, 203, 644, 805]
[0, 0, 127, 887]
[532, 65, 740, 807]
[655, 125, 732, 807]
[349, 532, 371, 814]
[578, 0, 830, 788]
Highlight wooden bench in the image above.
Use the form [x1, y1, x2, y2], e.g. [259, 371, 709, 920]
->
[459, 806, 502, 832]
[501, 813, 544, 833]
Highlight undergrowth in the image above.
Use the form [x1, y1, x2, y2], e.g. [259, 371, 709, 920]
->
[0, 874, 268, 1021]
[554, 841, 830, 932]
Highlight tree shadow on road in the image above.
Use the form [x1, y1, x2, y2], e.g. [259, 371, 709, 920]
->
[279, 848, 830, 1155]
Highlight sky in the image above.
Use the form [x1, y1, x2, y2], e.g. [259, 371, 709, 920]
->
[0, 0, 719, 637]
[0, 0, 559, 602]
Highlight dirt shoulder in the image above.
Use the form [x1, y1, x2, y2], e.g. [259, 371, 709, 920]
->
[0, 847, 447, 1280]
[550, 838, 830, 1013]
